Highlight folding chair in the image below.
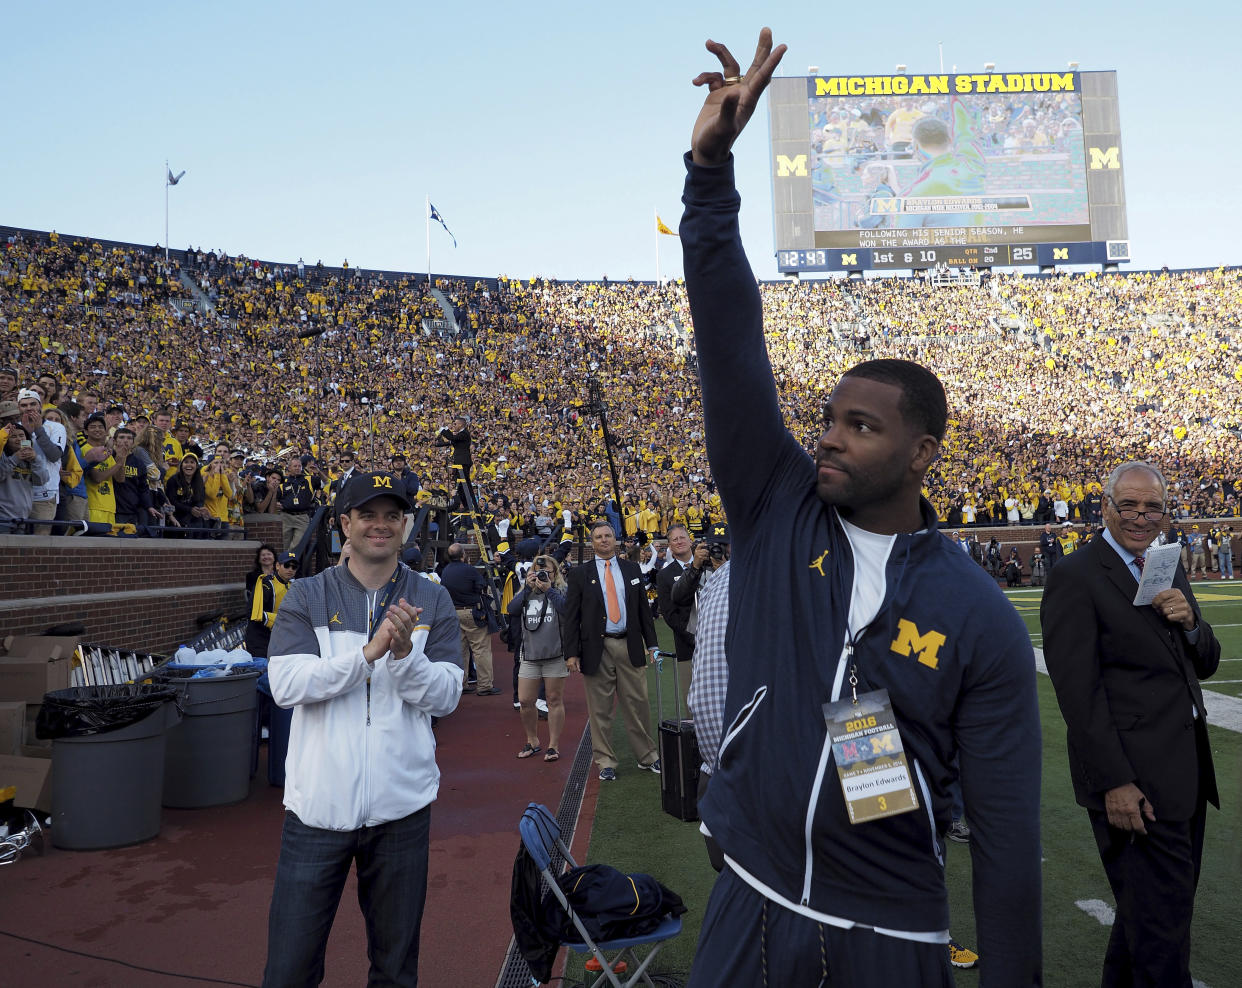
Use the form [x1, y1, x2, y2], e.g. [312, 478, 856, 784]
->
[518, 802, 682, 988]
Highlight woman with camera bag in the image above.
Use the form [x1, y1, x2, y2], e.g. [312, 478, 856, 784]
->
[507, 555, 568, 762]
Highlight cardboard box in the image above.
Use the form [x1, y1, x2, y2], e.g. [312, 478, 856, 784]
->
[0, 700, 23, 755]
[0, 635, 78, 703]
[23, 703, 50, 749]
[0, 754, 52, 814]
[1, 635, 80, 661]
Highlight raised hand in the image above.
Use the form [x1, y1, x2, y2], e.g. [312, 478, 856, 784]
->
[690, 28, 787, 167]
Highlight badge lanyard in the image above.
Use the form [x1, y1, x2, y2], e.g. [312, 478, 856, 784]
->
[821, 608, 921, 824]
[367, 565, 405, 639]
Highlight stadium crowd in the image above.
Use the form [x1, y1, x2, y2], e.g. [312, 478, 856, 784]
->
[2, 227, 1241, 543]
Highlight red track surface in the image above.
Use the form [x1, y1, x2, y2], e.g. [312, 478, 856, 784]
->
[0, 635, 595, 987]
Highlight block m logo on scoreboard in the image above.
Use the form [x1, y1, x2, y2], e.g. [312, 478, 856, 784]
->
[776, 154, 808, 177]
[1088, 146, 1121, 170]
[1053, 248, 1069, 261]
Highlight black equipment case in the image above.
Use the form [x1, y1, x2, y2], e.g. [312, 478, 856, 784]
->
[654, 650, 700, 821]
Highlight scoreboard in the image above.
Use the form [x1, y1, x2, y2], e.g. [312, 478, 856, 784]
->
[767, 70, 1130, 273]
[775, 241, 1128, 273]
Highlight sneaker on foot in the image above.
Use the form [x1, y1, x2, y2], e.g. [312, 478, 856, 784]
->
[948, 938, 978, 969]
[598, 767, 617, 782]
[638, 759, 661, 775]
[946, 819, 971, 843]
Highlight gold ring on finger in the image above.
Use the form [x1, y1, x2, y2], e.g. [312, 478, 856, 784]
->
[723, 75, 743, 85]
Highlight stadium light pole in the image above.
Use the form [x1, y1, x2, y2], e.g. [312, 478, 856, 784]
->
[298, 324, 327, 449]
[586, 374, 625, 533]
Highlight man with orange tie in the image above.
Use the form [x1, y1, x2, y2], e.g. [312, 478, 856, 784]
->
[564, 518, 661, 781]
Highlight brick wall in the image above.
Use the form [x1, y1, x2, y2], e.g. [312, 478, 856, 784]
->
[244, 514, 283, 550]
[1, 533, 265, 656]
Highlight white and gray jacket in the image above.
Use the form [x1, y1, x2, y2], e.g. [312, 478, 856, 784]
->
[268, 562, 463, 831]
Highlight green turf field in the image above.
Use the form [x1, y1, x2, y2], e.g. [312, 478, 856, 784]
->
[570, 605, 1242, 986]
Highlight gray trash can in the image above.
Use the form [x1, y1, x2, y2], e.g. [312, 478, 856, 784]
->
[159, 669, 261, 808]
[43, 688, 182, 850]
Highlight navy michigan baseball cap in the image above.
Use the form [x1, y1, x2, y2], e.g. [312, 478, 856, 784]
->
[334, 472, 414, 519]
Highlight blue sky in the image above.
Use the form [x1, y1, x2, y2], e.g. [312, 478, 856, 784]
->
[5, 1, 1239, 280]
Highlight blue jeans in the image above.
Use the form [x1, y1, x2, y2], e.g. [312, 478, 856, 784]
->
[263, 806, 431, 987]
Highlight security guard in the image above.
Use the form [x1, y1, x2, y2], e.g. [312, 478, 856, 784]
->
[278, 457, 318, 551]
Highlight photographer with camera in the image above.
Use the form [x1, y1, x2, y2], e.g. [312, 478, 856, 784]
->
[506, 555, 568, 762]
[670, 524, 731, 644]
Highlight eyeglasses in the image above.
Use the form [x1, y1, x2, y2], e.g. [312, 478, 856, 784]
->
[1107, 496, 1167, 523]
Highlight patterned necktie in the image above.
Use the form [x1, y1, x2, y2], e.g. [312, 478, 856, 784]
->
[1134, 555, 1144, 574]
[604, 559, 621, 625]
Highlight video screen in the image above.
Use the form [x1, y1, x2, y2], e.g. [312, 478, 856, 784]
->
[806, 76, 1091, 249]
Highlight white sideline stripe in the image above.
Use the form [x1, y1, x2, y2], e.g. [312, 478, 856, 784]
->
[1075, 898, 1114, 925]
[1034, 649, 1242, 734]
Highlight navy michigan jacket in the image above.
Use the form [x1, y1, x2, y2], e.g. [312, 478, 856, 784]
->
[681, 153, 1042, 984]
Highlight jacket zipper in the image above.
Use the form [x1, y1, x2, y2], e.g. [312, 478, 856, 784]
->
[913, 758, 943, 867]
[802, 636, 854, 905]
[366, 591, 376, 727]
[717, 687, 768, 760]
[363, 590, 376, 821]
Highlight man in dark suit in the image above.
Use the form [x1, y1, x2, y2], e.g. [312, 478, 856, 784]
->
[655, 523, 697, 707]
[564, 518, 660, 781]
[435, 417, 472, 485]
[1042, 460, 1220, 987]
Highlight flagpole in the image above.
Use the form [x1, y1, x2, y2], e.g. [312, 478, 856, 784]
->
[426, 194, 431, 288]
[164, 159, 170, 261]
[655, 207, 662, 285]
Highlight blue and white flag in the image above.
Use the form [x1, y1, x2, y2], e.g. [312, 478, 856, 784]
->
[429, 202, 456, 248]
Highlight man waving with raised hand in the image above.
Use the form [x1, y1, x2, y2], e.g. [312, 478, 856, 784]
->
[680, 29, 1042, 987]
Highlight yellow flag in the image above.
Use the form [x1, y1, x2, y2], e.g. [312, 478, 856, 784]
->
[656, 215, 678, 237]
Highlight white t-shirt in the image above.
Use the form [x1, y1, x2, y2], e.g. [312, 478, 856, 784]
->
[840, 517, 896, 641]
